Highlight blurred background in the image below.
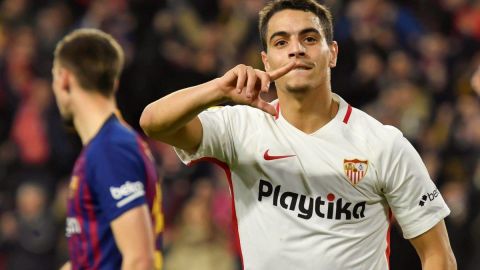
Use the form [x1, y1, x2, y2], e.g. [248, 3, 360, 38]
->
[0, 0, 479, 269]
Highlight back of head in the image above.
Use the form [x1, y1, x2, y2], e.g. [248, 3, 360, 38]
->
[258, 0, 334, 51]
[54, 29, 124, 97]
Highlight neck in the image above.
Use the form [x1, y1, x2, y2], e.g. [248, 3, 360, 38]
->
[277, 85, 338, 134]
[72, 89, 117, 145]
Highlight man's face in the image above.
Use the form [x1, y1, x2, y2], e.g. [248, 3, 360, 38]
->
[262, 9, 337, 93]
[51, 62, 73, 124]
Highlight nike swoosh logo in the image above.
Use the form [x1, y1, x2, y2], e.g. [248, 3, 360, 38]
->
[263, 149, 296, 160]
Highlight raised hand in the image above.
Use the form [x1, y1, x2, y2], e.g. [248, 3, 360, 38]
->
[214, 61, 296, 115]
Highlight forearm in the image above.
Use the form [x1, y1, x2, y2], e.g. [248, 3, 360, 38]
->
[140, 79, 226, 138]
[140, 62, 293, 146]
[411, 220, 457, 270]
[421, 253, 457, 270]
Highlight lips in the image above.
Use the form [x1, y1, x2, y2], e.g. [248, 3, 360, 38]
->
[292, 61, 313, 70]
[293, 67, 311, 70]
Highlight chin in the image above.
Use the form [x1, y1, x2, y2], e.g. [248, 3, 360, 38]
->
[285, 82, 311, 93]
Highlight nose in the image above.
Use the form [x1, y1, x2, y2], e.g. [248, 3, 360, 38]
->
[288, 39, 306, 58]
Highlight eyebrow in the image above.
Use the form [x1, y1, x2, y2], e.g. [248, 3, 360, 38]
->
[269, 28, 322, 43]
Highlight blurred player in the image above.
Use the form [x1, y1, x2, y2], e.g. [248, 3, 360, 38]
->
[52, 29, 163, 270]
[140, 0, 455, 269]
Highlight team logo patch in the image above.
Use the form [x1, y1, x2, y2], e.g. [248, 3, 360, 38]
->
[110, 181, 145, 208]
[343, 159, 368, 185]
[418, 188, 440, 207]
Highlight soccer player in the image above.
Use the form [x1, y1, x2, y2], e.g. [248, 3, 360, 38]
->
[52, 29, 163, 270]
[140, 0, 455, 269]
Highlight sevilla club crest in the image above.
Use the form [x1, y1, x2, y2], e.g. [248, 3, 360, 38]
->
[344, 159, 368, 185]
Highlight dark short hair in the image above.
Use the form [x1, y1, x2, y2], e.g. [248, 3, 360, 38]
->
[259, 0, 334, 51]
[54, 29, 124, 96]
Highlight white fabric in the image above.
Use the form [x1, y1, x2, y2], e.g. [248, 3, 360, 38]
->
[175, 94, 450, 270]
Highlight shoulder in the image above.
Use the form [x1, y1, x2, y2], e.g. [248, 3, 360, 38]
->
[344, 105, 404, 155]
[86, 120, 142, 163]
[83, 122, 150, 187]
[349, 107, 402, 140]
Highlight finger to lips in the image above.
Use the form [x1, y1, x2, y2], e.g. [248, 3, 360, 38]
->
[268, 61, 296, 81]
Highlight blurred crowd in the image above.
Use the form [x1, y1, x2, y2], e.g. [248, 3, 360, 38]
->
[0, 0, 479, 269]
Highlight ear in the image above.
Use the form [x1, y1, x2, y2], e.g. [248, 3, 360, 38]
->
[328, 41, 339, 68]
[113, 79, 119, 93]
[261, 51, 270, 71]
[59, 67, 71, 94]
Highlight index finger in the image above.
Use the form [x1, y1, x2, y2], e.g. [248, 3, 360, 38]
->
[267, 61, 296, 80]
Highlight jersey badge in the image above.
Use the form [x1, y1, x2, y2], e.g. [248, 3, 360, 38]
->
[343, 159, 368, 185]
[109, 181, 145, 208]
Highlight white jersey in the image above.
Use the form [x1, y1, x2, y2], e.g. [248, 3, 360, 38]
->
[175, 94, 450, 270]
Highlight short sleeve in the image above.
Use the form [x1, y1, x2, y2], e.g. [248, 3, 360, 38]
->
[174, 106, 235, 164]
[88, 143, 147, 223]
[380, 135, 450, 239]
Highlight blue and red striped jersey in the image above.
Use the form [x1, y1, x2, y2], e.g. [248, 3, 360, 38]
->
[66, 114, 163, 270]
